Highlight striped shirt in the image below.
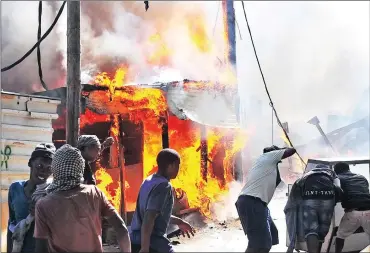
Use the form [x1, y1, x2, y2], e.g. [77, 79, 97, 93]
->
[239, 149, 286, 204]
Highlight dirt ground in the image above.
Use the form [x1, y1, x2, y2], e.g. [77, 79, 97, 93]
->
[102, 185, 370, 252]
[103, 192, 289, 252]
[170, 196, 288, 252]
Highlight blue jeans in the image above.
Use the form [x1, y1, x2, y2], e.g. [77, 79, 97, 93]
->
[300, 199, 335, 241]
[235, 195, 279, 250]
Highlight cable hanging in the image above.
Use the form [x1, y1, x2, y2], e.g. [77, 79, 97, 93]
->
[37, 1, 48, 90]
[240, 1, 306, 166]
[1, 1, 66, 73]
[212, 1, 221, 37]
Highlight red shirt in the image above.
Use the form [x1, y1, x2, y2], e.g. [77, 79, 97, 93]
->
[34, 184, 117, 252]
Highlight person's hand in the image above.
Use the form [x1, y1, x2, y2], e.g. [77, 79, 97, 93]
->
[178, 220, 196, 238]
[103, 137, 114, 148]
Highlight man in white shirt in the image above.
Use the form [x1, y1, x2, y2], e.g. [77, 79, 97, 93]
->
[235, 145, 296, 253]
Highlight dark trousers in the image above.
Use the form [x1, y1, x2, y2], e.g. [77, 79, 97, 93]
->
[131, 244, 159, 253]
[235, 195, 279, 251]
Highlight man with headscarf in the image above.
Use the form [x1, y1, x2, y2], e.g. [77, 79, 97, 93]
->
[77, 135, 114, 185]
[7, 143, 55, 253]
[235, 145, 296, 253]
[33, 144, 131, 253]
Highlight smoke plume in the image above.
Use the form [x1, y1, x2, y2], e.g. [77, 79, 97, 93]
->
[210, 180, 243, 221]
[233, 1, 369, 159]
[1, 1, 368, 159]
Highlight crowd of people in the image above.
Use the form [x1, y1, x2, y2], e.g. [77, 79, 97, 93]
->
[237, 145, 370, 253]
[6, 137, 370, 253]
[6, 136, 194, 253]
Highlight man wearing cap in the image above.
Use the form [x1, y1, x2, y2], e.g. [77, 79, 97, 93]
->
[7, 143, 55, 253]
[34, 144, 131, 253]
[235, 145, 296, 253]
[77, 135, 114, 185]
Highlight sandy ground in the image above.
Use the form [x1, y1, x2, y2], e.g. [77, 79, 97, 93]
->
[103, 193, 289, 252]
[171, 196, 288, 252]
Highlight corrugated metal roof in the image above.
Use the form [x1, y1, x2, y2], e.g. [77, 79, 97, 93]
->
[28, 83, 242, 128]
[166, 85, 240, 128]
[1, 90, 61, 101]
[297, 116, 369, 150]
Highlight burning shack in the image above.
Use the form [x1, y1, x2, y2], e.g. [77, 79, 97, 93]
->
[35, 71, 246, 221]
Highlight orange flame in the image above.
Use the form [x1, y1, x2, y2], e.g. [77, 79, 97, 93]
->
[186, 14, 212, 53]
[80, 108, 110, 129]
[86, 66, 246, 216]
[95, 167, 121, 211]
[147, 34, 172, 66]
[71, 6, 245, 216]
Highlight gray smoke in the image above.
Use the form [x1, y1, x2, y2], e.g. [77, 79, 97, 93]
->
[1, 1, 66, 93]
[1, 1, 368, 161]
[1, 1, 229, 92]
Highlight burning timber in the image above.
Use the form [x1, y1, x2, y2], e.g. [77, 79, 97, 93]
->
[35, 79, 246, 221]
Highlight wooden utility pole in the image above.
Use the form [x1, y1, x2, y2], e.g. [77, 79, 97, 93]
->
[222, 0, 236, 68]
[223, 0, 243, 182]
[66, 1, 81, 147]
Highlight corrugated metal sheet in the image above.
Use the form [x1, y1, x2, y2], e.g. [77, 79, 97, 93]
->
[2, 124, 54, 142]
[166, 85, 239, 128]
[1, 91, 60, 196]
[2, 109, 57, 128]
[1, 92, 61, 251]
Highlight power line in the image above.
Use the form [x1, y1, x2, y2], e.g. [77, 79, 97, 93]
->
[240, 1, 306, 166]
[235, 18, 243, 40]
[37, 1, 48, 90]
[213, 2, 241, 40]
[212, 1, 221, 37]
[1, 1, 66, 73]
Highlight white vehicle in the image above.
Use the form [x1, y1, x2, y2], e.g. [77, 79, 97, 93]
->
[286, 157, 370, 253]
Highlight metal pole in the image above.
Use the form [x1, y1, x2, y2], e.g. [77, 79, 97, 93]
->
[308, 116, 337, 155]
[66, 1, 81, 147]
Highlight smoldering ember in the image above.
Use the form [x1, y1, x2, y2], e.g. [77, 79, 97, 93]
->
[1, 1, 369, 253]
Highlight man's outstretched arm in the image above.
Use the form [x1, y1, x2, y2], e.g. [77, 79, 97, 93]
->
[170, 215, 195, 238]
[107, 214, 131, 253]
[100, 188, 131, 253]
